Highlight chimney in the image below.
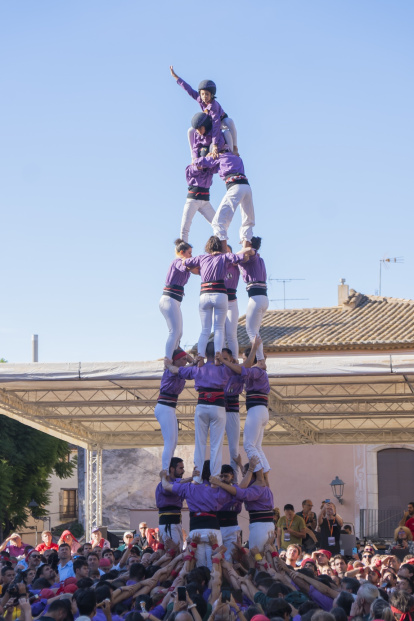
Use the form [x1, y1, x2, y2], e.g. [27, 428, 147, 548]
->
[32, 334, 38, 362]
[338, 278, 349, 306]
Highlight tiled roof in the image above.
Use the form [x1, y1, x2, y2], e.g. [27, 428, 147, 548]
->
[237, 291, 414, 352]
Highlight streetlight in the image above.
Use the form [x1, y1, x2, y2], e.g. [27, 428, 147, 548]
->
[330, 476, 345, 504]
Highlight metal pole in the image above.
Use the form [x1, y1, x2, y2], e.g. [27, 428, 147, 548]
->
[32, 335, 38, 362]
[86, 446, 102, 539]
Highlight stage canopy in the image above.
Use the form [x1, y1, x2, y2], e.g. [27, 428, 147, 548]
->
[1, 352, 414, 450]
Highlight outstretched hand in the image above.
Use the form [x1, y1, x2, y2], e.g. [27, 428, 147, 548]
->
[248, 455, 260, 470]
[169, 65, 179, 80]
[234, 454, 243, 470]
[252, 335, 262, 349]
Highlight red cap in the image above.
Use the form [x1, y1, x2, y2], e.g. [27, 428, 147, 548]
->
[99, 558, 111, 567]
[301, 558, 316, 568]
[316, 549, 332, 560]
[64, 577, 78, 586]
[251, 616, 271, 621]
[39, 589, 56, 600]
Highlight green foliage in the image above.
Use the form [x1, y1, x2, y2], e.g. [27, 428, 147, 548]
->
[0, 416, 77, 537]
[0, 358, 7, 363]
[53, 521, 84, 539]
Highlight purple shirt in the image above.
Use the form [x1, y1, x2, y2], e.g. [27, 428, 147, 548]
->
[178, 361, 234, 391]
[155, 479, 183, 510]
[159, 368, 186, 396]
[238, 252, 267, 284]
[150, 604, 166, 619]
[171, 481, 233, 513]
[241, 366, 270, 394]
[183, 252, 244, 283]
[164, 258, 191, 288]
[5, 542, 29, 557]
[234, 484, 274, 511]
[186, 163, 214, 189]
[224, 262, 240, 291]
[309, 585, 334, 611]
[219, 489, 243, 514]
[225, 373, 245, 397]
[177, 78, 226, 146]
[194, 152, 245, 180]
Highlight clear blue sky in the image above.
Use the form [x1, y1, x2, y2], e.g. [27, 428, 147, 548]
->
[1, 1, 413, 363]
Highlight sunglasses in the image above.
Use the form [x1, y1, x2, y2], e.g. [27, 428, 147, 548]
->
[363, 554, 373, 558]
[30, 555, 41, 559]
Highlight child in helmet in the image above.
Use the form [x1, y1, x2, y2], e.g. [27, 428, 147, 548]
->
[170, 66, 238, 158]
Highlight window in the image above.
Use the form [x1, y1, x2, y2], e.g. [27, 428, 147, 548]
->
[60, 489, 77, 520]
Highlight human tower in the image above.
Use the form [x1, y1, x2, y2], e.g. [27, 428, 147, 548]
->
[155, 69, 274, 559]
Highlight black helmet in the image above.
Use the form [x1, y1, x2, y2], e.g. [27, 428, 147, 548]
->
[198, 79, 216, 96]
[191, 112, 212, 133]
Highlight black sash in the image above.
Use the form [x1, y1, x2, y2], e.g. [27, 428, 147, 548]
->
[187, 185, 210, 201]
[189, 512, 220, 531]
[249, 510, 274, 523]
[217, 510, 239, 527]
[163, 284, 184, 302]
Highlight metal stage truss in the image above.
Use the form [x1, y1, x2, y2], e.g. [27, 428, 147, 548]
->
[1, 353, 414, 534]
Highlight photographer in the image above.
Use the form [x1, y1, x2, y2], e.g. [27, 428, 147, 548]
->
[386, 527, 414, 560]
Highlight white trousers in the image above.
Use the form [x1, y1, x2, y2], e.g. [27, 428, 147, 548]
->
[189, 528, 223, 569]
[225, 411, 240, 480]
[180, 198, 216, 243]
[159, 295, 183, 359]
[158, 523, 183, 549]
[225, 298, 239, 359]
[249, 522, 275, 553]
[194, 404, 226, 482]
[221, 117, 238, 151]
[154, 403, 178, 470]
[245, 295, 269, 360]
[212, 184, 255, 243]
[187, 118, 237, 157]
[221, 525, 241, 562]
[243, 405, 270, 473]
[198, 292, 228, 357]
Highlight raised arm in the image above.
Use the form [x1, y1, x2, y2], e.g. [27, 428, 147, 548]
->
[317, 504, 327, 527]
[238, 456, 260, 488]
[170, 69, 199, 100]
[160, 470, 174, 493]
[243, 336, 262, 368]
[209, 476, 238, 496]
[164, 358, 179, 374]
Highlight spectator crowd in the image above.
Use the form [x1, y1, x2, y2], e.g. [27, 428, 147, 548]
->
[1, 476, 414, 621]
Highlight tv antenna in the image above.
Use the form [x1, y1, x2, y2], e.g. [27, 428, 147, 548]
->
[378, 256, 404, 295]
[268, 278, 308, 309]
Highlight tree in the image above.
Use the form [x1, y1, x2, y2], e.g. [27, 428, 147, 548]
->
[0, 416, 77, 538]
